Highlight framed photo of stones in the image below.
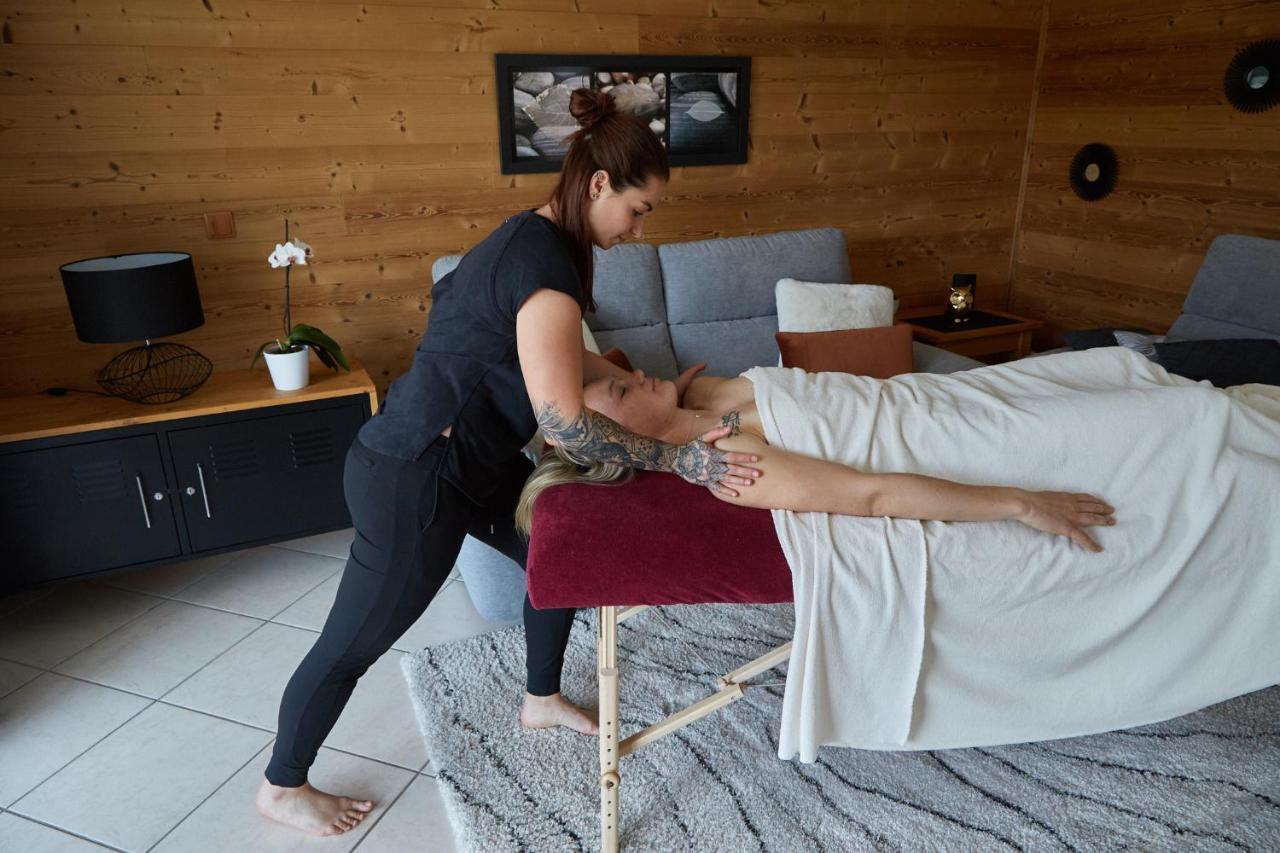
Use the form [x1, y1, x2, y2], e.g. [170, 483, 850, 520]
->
[495, 53, 751, 174]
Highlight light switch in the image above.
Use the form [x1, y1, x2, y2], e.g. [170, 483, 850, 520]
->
[204, 211, 236, 239]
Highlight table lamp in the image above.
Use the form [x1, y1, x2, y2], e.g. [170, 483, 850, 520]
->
[60, 252, 213, 404]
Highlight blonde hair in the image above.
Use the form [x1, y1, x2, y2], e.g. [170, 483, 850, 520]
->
[515, 444, 633, 536]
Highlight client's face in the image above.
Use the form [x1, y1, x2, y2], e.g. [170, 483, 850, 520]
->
[583, 370, 679, 438]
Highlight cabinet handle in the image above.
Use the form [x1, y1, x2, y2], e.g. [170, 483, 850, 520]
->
[196, 462, 212, 519]
[134, 474, 152, 530]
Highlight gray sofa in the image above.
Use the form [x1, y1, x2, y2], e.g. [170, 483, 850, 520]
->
[432, 226, 980, 622]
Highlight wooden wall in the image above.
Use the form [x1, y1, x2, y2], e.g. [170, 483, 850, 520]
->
[0, 0, 1041, 397]
[1009, 0, 1280, 348]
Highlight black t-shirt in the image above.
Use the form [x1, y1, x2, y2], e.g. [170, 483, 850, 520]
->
[356, 210, 582, 503]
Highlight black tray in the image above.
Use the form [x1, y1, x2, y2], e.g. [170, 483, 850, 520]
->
[905, 310, 1021, 333]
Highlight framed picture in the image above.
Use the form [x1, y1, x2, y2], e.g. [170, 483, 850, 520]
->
[495, 53, 751, 174]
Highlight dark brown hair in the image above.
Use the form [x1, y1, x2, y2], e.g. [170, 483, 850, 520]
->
[547, 88, 669, 313]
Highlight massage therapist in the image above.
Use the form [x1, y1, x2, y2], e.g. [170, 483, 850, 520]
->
[255, 87, 761, 836]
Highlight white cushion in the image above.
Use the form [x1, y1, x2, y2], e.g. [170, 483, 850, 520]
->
[776, 279, 896, 332]
[582, 319, 601, 355]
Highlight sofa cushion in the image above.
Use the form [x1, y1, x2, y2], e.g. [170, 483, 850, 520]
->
[1169, 234, 1280, 341]
[587, 243, 668, 328]
[776, 324, 914, 378]
[1154, 339, 1280, 387]
[776, 280, 895, 332]
[592, 326, 679, 378]
[669, 316, 782, 377]
[659, 228, 851, 325]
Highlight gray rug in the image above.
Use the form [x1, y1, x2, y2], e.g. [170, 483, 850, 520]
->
[402, 604, 1280, 852]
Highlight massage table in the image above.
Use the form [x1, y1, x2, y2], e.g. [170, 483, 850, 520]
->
[527, 471, 793, 853]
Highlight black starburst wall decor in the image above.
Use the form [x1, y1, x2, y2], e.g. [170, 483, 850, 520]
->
[1068, 142, 1118, 202]
[1224, 39, 1280, 114]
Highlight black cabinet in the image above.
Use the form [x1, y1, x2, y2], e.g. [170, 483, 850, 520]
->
[0, 390, 372, 593]
[168, 404, 363, 553]
[0, 435, 181, 584]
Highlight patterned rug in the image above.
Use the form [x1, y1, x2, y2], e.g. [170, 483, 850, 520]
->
[402, 604, 1280, 852]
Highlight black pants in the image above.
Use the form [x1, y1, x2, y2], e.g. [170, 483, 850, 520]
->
[265, 435, 575, 788]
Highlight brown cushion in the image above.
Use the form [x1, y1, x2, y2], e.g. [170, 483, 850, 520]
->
[775, 324, 914, 378]
[602, 346, 633, 373]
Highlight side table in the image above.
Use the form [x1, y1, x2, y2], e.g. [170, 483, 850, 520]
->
[897, 307, 1044, 362]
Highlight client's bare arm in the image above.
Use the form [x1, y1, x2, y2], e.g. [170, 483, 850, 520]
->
[713, 431, 1115, 553]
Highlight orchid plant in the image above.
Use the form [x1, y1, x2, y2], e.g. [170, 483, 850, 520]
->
[251, 218, 350, 373]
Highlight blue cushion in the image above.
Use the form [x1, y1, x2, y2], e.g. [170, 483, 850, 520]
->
[1174, 234, 1280, 340]
[593, 326, 679, 378]
[658, 228, 851, 324]
[668, 317, 782, 376]
[588, 243, 667, 328]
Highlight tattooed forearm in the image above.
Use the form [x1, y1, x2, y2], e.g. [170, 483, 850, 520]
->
[535, 401, 730, 485]
[720, 410, 742, 437]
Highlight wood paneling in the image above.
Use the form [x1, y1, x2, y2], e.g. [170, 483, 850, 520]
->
[1009, 0, 1280, 348]
[0, 0, 1041, 396]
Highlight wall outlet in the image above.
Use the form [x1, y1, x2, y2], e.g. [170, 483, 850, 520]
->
[203, 211, 236, 239]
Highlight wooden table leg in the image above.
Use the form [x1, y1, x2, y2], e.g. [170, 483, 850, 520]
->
[598, 606, 621, 853]
[1015, 331, 1032, 358]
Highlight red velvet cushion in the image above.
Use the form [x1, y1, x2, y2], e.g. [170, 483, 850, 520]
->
[775, 324, 914, 378]
[526, 471, 792, 609]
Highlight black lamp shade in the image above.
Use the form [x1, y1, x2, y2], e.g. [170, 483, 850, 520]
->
[60, 252, 204, 344]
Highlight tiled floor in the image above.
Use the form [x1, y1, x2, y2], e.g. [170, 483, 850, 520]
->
[0, 529, 511, 852]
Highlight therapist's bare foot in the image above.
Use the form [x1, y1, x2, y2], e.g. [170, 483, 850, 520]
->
[520, 692, 600, 735]
[255, 779, 374, 836]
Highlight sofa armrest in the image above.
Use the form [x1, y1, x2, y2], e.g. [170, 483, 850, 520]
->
[912, 342, 983, 374]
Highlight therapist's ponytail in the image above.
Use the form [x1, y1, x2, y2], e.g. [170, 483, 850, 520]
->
[514, 444, 632, 537]
[546, 88, 669, 313]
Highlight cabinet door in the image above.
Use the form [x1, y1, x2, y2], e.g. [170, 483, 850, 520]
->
[0, 435, 180, 588]
[167, 403, 363, 553]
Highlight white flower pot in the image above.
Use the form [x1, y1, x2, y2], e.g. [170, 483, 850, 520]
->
[263, 346, 310, 391]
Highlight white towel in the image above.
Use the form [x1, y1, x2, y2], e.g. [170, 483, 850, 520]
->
[745, 349, 1280, 760]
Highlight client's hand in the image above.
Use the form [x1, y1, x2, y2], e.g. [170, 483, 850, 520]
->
[1016, 490, 1116, 553]
[674, 362, 706, 405]
[673, 425, 761, 498]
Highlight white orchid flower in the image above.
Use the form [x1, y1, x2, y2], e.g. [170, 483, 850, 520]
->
[267, 240, 313, 268]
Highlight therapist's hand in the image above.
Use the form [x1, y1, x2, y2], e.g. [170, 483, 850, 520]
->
[672, 425, 761, 497]
[674, 362, 706, 405]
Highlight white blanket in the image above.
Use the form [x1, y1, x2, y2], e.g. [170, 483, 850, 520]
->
[744, 348, 1280, 761]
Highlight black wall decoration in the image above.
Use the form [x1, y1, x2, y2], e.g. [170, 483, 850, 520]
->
[1224, 40, 1280, 114]
[495, 54, 751, 174]
[1069, 143, 1119, 202]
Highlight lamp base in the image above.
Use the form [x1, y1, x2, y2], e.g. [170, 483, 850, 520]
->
[97, 341, 213, 404]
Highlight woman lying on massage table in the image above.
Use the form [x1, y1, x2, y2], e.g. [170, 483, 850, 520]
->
[519, 347, 1280, 755]
[518, 366, 1117, 551]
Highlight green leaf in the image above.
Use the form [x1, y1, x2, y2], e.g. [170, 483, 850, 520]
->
[249, 340, 271, 369]
[289, 323, 350, 371]
[310, 344, 337, 371]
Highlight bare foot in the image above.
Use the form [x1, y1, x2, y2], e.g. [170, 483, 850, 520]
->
[255, 779, 374, 836]
[520, 692, 600, 735]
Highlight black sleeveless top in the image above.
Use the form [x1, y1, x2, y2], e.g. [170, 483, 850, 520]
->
[356, 210, 582, 503]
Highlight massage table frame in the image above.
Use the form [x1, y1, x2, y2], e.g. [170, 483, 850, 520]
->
[595, 604, 792, 853]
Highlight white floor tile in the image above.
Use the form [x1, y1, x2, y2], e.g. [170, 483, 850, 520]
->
[270, 573, 342, 632]
[274, 527, 355, 560]
[0, 658, 42, 699]
[0, 583, 161, 669]
[171, 546, 343, 619]
[12, 703, 271, 852]
[0, 674, 150, 807]
[100, 551, 237, 598]
[154, 743, 414, 853]
[392, 579, 510, 652]
[55, 601, 261, 698]
[164, 621, 427, 771]
[162, 622, 313, 730]
[353, 774, 458, 853]
[0, 812, 113, 852]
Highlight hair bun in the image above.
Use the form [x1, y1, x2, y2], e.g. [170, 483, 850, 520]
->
[569, 88, 615, 129]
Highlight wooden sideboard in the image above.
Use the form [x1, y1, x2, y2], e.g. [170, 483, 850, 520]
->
[0, 366, 378, 592]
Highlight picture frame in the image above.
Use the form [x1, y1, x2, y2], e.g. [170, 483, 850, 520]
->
[495, 53, 751, 175]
